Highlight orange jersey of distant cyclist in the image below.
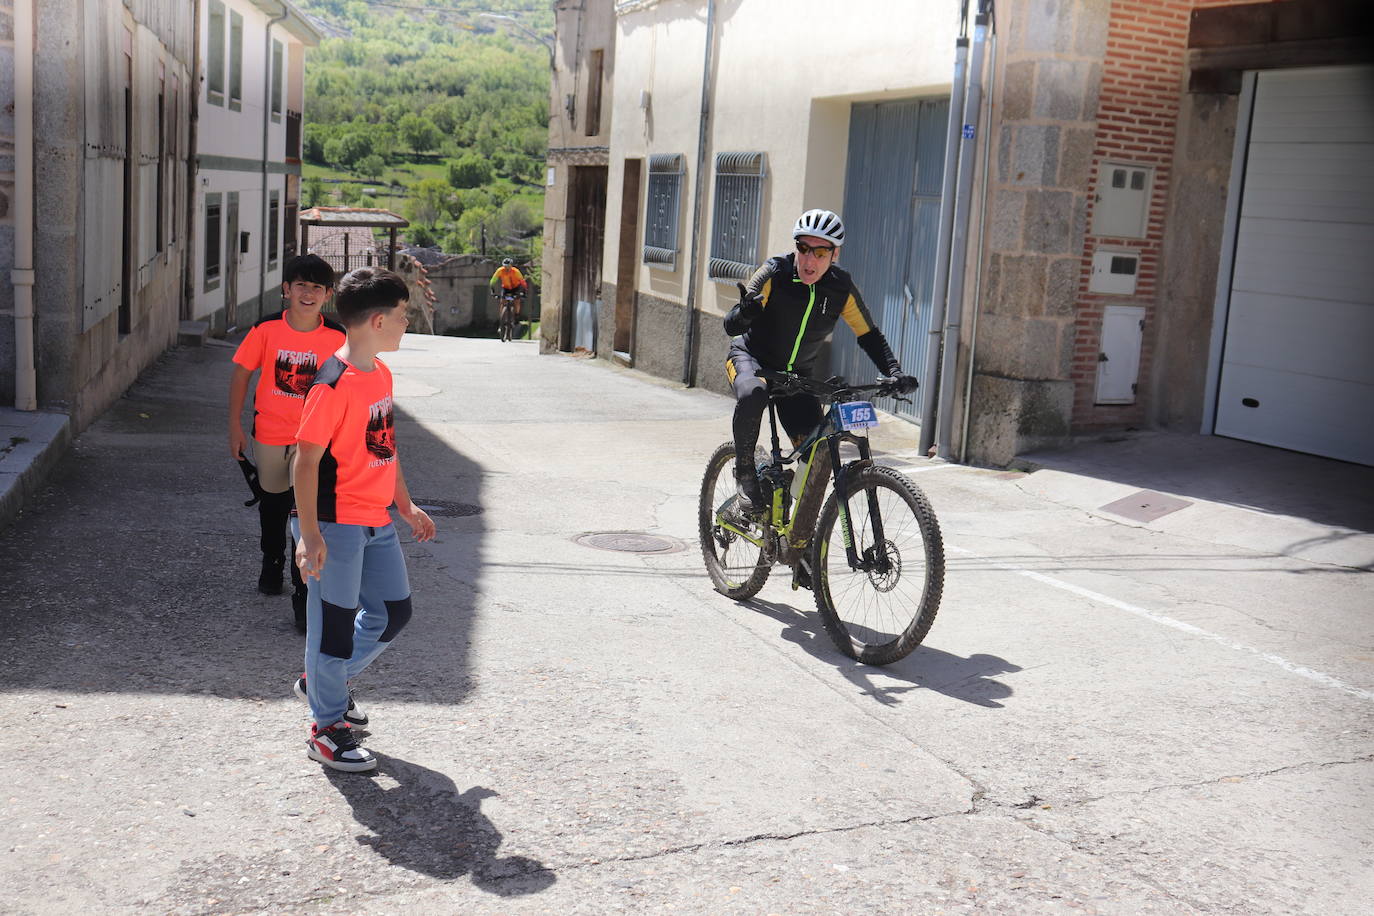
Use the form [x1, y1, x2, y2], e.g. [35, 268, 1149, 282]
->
[492, 265, 526, 290]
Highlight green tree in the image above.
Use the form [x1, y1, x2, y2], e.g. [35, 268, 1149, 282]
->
[398, 112, 442, 154]
[303, 176, 327, 208]
[407, 224, 436, 248]
[405, 177, 456, 228]
[447, 153, 493, 189]
[338, 182, 363, 206]
[356, 154, 386, 181]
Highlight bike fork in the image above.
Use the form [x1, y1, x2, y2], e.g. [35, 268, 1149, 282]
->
[832, 436, 886, 571]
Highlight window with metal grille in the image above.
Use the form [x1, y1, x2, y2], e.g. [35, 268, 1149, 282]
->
[205, 194, 222, 291]
[708, 152, 766, 281]
[268, 191, 280, 269]
[642, 154, 683, 268]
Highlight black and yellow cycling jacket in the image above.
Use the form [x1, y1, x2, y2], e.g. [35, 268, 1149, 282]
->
[723, 253, 900, 377]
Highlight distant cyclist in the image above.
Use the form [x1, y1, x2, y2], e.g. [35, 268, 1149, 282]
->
[489, 257, 528, 313]
[723, 208, 918, 515]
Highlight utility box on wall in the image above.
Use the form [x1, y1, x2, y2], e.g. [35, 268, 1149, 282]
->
[1089, 249, 1139, 295]
[1092, 163, 1151, 238]
[1095, 305, 1146, 404]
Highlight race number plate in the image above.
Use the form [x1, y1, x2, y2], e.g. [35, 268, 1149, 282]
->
[838, 401, 879, 432]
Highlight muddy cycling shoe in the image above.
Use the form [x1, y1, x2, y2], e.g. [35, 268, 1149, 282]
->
[733, 467, 765, 518]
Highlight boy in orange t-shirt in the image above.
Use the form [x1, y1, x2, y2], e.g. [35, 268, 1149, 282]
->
[291, 267, 435, 772]
[228, 254, 344, 630]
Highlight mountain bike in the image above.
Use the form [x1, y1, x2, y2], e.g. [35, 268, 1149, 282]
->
[496, 291, 520, 342]
[698, 370, 945, 665]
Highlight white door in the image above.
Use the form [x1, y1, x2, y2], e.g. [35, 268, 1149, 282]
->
[1214, 65, 1374, 466]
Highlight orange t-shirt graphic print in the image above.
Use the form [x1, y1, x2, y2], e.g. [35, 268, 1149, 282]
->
[231, 312, 345, 445]
[297, 356, 398, 527]
[365, 393, 396, 466]
[275, 349, 320, 398]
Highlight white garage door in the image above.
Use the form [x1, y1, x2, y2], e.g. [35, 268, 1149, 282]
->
[1214, 65, 1374, 466]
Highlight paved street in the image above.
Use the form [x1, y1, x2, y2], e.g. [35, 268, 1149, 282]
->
[1, 334, 1370, 914]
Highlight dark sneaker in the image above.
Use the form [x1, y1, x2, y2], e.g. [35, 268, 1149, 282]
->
[307, 722, 376, 773]
[734, 467, 764, 517]
[294, 675, 368, 729]
[291, 589, 307, 634]
[257, 556, 285, 595]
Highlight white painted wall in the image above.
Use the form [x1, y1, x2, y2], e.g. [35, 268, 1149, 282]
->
[608, 0, 958, 314]
[193, 0, 314, 323]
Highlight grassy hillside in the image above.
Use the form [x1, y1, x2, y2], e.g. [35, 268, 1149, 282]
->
[295, 0, 551, 264]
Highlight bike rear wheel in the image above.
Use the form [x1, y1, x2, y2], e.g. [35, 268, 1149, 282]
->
[811, 465, 944, 665]
[698, 441, 771, 599]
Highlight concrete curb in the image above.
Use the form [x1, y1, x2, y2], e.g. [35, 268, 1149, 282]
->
[0, 409, 72, 533]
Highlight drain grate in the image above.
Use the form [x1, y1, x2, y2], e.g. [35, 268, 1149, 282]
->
[574, 531, 686, 554]
[413, 499, 483, 518]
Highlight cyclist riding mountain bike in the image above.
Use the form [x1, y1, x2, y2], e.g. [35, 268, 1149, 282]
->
[724, 208, 917, 515]
[490, 258, 528, 310]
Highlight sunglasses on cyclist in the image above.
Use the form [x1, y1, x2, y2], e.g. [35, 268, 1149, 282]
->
[795, 241, 836, 258]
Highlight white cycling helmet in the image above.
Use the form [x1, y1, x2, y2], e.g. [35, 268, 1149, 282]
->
[501, 257, 513, 267]
[792, 208, 845, 246]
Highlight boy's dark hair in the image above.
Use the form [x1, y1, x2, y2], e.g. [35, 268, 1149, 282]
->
[334, 267, 410, 327]
[282, 253, 335, 289]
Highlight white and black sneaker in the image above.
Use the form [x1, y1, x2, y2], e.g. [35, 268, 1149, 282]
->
[307, 721, 376, 773]
[293, 675, 368, 729]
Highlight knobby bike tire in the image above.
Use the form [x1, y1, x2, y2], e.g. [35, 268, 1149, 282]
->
[811, 465, 944, 665]
[698, 441, 771, 600]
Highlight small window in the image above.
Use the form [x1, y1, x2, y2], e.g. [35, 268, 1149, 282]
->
[271, 40, 283, 123]
[708, 152, 767, 281]
[584, 49, 604, 137]
[207, 1, 225, 105]
[268, 191, 280, 269]
[228, 11, 243, 112]
[204, 193, 222, 290]
[643, 154, 684, 268]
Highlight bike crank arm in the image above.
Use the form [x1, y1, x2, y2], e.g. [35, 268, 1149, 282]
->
[714, 516, 767, 548]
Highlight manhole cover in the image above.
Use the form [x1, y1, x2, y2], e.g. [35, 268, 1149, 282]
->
[574, 531, 686, 554]
[1098, 489, 1192, 523]
[413, 499, 483, 518]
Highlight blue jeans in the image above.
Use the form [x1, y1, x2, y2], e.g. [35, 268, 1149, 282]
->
[290, 519, 413, 728]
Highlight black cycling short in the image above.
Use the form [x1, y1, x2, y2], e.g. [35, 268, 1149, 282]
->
[725, 341, 823, 457]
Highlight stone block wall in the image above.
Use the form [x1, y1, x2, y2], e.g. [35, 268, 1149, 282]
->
[967, 0, 1109, 466]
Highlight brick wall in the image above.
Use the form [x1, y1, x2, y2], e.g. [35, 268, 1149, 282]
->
[1071, 0, 1269, 428]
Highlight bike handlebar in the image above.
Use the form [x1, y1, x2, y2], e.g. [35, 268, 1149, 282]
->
[756, 369, 906, 402]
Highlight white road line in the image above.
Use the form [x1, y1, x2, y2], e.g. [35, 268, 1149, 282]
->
[883, 463, 967, 473]
[947, 544, 1374, 702]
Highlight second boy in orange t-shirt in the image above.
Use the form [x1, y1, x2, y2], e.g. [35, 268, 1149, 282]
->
[229, 254, 344, 631]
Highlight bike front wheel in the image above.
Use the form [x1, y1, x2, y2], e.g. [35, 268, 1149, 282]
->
[811, 465, 944, 665]
[698, 441, 771, 600]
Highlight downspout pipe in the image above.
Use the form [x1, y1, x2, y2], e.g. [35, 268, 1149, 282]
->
[259, 2, 288, 321]
[918, 24, 969, 455]
[12, 0, 36, 410]
[959, 13, 998, 465]
[680, 0, 716, 386]
[935, 4, 990, 459]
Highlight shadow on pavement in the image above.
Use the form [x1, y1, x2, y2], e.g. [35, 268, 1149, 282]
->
[0, 342, 483, 710]
[326, 753, 556, 895]
[744, 596, 1020, 707]
[1019, 431, 1374, 535]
